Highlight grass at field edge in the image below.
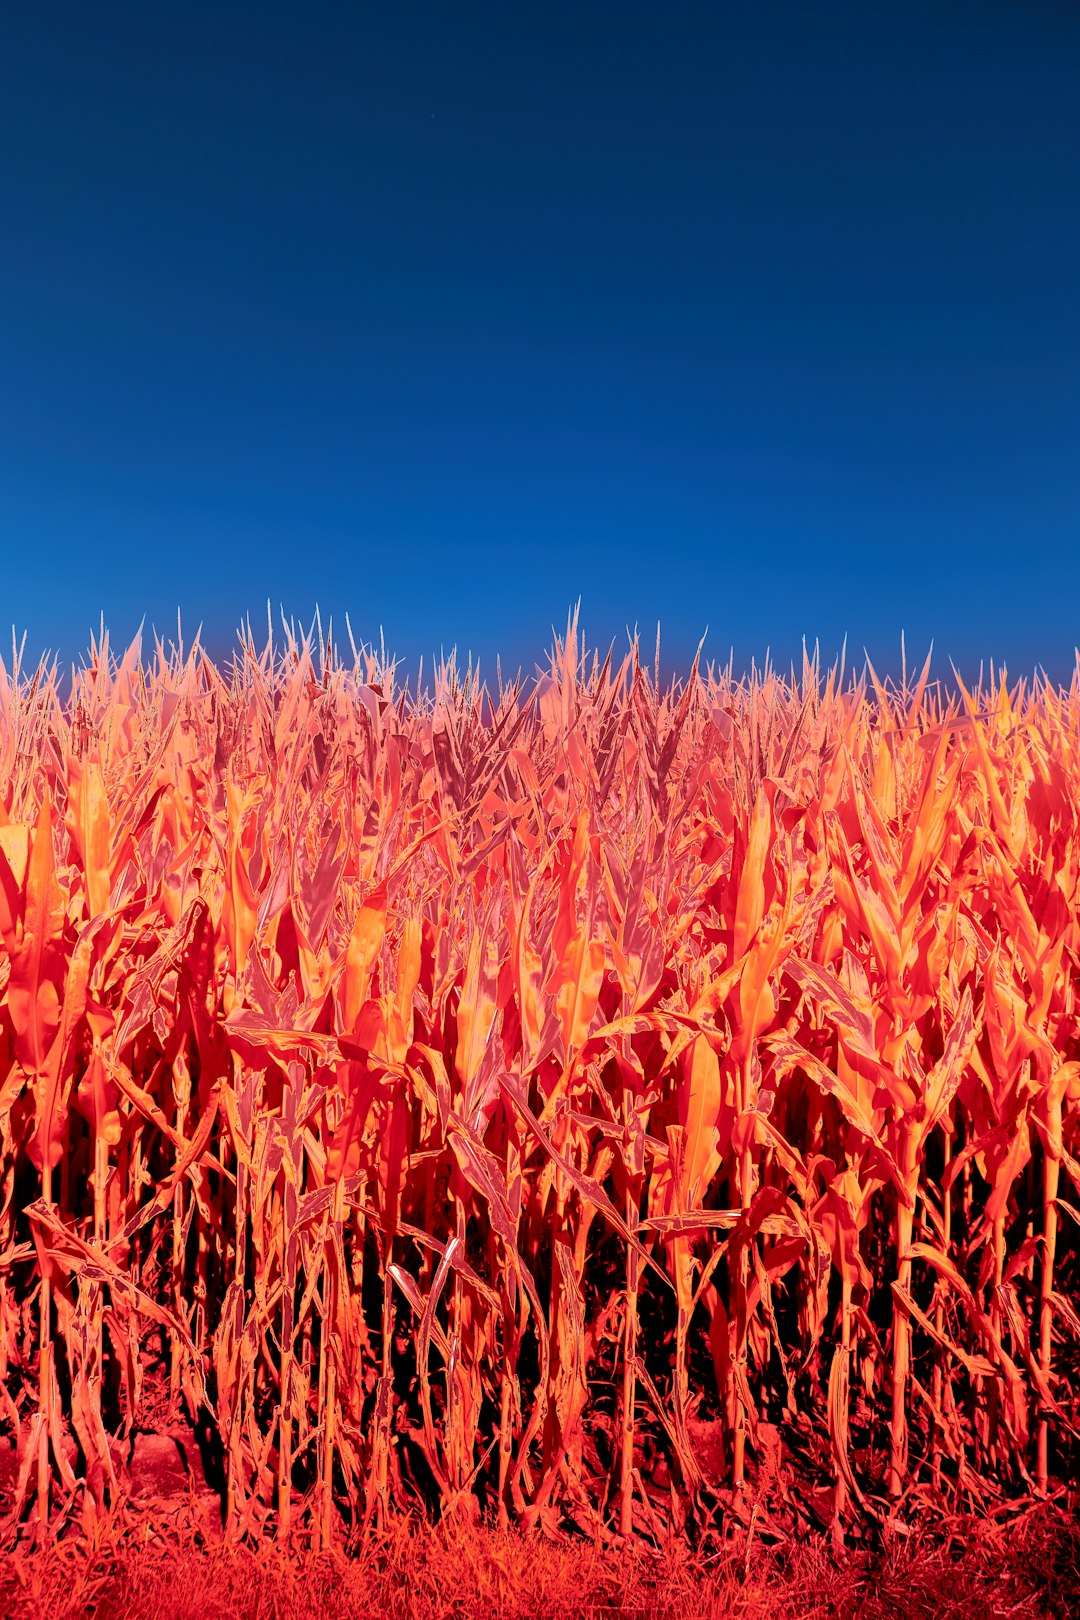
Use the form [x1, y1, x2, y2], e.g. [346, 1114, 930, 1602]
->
[1, 1505, 1076, 1620]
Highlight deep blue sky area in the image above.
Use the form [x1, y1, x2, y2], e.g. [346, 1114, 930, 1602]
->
[2, 2, 1079, 688]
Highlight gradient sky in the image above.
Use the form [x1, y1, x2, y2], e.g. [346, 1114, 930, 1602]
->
[2, 1, 1079, 687]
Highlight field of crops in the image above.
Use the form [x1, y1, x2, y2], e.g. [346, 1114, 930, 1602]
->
[0, 612, 1077, 1556]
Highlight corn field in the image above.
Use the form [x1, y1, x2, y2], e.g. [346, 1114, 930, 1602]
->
[0, 612, 1078, 1550]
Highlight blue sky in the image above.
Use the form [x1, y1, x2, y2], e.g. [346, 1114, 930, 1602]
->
[1, 1, 1078, 686]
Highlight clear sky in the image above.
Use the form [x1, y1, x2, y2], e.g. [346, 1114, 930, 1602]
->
[2, 2, 1078, 687]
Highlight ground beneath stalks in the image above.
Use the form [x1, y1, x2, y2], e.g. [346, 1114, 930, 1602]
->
[1, 1507, 1075, 1620]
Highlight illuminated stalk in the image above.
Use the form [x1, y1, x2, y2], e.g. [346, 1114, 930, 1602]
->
[931, 1126, 952, 1491]
[498, 1131, 522, 1528]
[36, 1161, 52, 1541]
[1038, 1091, 1061, 1494]
[986, 1212, 1007, 1460]
[373, 1237, 393, 1524]
[834, 1272, 852, 1550]
[225, 1133, 247, 1529]
[733, 1049, 754, 1493]
[170, 1174, 185, 1416]
[278, 1189, 294, 1539]
[619, 1180, 639, 1537]
[889, 1135, 917, 1500]
[498, 1308, 515, 1529]
[319, 1178, 346, 1548]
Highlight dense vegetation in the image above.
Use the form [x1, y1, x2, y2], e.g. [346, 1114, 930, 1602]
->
[1, 615, 1077, 1558]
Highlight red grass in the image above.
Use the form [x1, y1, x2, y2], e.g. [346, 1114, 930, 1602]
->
[2, 1502, 1077, 1620]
